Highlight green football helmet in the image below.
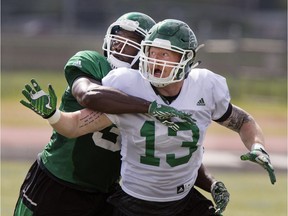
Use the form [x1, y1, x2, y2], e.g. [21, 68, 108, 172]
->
[103, 12, 156, 69]
[139, 19, 199, 87]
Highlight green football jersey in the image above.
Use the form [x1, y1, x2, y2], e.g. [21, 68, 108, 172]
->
[40, 50, 121, 193]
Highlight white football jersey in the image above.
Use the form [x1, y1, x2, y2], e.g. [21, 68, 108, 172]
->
[102, 68, 231, 202]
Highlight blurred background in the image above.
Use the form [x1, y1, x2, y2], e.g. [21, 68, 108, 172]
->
[1, 0, 287, 215]
[2, 0, 287, 78]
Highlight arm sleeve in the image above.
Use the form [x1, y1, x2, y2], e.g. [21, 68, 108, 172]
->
[64, 50, 111, 88]
[214, 103, 232, 122]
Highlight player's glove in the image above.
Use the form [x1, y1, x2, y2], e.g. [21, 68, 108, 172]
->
[240, 143, 276, 185]
[20, 79, 57, 119]
[211, 181, 230, 215]
[148, 101, 194, 131]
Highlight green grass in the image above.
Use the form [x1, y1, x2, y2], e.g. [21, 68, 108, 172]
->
[1, 71, 67, 102]
[1, 160, 287, 216]
[226, 76, 287, 103]
[199, 171, 288, 216]
[1, 160, 34, 216]
[2, 71, 67, 127]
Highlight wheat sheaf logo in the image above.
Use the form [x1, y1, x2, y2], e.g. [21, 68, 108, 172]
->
[188, 28, 197, 49]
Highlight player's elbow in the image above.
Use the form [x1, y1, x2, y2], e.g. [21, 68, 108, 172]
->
[79, 91, 102, 108]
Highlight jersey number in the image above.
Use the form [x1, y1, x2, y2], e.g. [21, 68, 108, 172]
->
[140, 121, 199, 167]
[92, 126, 121, 152]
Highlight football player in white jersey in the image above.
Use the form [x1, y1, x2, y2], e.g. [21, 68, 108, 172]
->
[20, 19, 275, 215]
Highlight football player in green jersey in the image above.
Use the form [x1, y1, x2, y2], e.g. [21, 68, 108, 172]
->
[17, 15, 231, 215]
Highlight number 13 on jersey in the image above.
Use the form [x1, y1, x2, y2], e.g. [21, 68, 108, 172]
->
[140, 120, 200, 167]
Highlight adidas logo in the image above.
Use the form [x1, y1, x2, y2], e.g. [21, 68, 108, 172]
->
[177, 182, 193, 194]
[197, 98, 205, 106]
[177, 185, 184, 194]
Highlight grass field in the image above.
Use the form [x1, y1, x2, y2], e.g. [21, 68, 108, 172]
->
[1, 160, 287, 216]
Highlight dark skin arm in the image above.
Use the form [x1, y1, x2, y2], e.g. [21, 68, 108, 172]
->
[195, 163, 217, 192]
[72, 76, 151, 114]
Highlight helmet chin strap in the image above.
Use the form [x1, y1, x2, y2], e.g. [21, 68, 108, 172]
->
[151, 82, 169, 88]
[130, 52, 140, 68]
[108, 53, 140, 69]
[108, 55, 132, 69]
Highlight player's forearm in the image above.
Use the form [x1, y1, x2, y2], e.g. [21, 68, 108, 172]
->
[80, 86, 151, 114]
[238, 119, 265, 150]
[47, 110, 81, 138]
[194, 164, 217, 192]
[218, 104, 265, 150]
[49, 109, 111, 138]
[73, 77, 151, 114]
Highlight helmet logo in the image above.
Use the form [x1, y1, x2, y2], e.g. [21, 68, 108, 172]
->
[188, 30, 197, 49]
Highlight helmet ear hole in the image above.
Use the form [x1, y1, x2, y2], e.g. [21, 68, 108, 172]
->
[187, 50, 195, 59]
[183, 50, 197, 78]
[111, 26, 121, 34]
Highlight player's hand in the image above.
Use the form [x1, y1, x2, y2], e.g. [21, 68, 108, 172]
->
[148, 101, 194, 130]
[159, 119, 180, 131]
[20, 79, 57, 119]
[211, 181, 230, 215]
[240, 146, 276, 185]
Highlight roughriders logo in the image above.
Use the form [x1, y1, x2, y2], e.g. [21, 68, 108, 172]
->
[188, 29, 198, 50]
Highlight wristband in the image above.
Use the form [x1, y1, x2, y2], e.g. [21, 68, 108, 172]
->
[47, 109, 61, 124]
[251, 143, 265, 151]
[210, 181, 218, 193]
[251, 143, 270, 156]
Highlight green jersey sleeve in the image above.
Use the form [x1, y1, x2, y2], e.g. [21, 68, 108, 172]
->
[41, 50, 121, 193]
[64, 50, 111, 88]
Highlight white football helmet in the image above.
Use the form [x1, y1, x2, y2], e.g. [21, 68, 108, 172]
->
[103, 12, 155, 69]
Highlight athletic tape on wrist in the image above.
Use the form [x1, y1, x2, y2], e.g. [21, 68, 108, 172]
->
[47, 109, 61, 124]
[210, 181, 218, 193]
[251, 143, 265, 151]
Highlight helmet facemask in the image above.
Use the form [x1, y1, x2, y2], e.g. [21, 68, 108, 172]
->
[103, 20, 148, 69]
[102, 12, 156, 69]
[140, 39, 196, 87]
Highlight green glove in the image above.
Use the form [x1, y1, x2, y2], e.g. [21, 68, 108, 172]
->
[148, 101, 195, 130]
[241, 145, 276, 185]
[20, 79, 57, 119]
[211, 181, 230, 215]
